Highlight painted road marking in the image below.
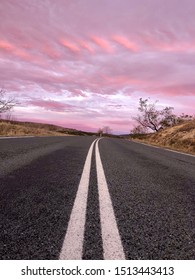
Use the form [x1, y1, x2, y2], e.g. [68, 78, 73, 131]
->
[132, 140, 195, 158]
[96, 139, 126, 260]
[59, 139, 98, 260]
[0, 136, 35, 139]
[60, 137, 125, 260]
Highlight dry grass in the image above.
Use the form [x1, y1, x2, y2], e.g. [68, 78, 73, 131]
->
[0, 119, 97, 137]
[131, 120, 195, 155]
[0, 120, 71, 137]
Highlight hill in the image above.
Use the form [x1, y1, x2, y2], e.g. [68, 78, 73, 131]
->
[0, 120, 96, 137]
[130, 120, 195, 155]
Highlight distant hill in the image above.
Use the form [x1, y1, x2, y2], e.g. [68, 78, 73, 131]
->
[0, 119, 96, 137]
[130, 120, 195, 155]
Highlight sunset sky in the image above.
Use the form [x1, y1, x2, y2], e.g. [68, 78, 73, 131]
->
[1, 0, 195, 134]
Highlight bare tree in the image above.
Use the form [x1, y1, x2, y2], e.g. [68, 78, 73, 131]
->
[4, 110, 16, 121]
[102, 126, 112, 135]
[134, 98, 176, 132]
[0, 89, 17, 118]
[97, 126, 112, 136]
[130, 125, 148, 135]
[97, 128, 103, 137]
[176, 113, 194, 124]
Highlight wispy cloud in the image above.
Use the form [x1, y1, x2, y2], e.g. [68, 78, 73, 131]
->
[0, 0, 195, 133]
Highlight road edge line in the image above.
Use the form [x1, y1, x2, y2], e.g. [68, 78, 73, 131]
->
[131, 140, 195, 158]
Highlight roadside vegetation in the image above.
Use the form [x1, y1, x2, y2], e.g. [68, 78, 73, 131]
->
[0, 120, 99, 137]
[130, 98, 195, 154]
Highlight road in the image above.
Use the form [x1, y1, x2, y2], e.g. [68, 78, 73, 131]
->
[0, 136, 195, 259]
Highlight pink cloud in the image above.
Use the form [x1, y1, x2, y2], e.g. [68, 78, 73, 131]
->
[79, 40, 94, 53]
[112, 35, 139, 52]
[107, 119, 131, 125]
[90, 36, 113, 52]
[29, 99, 78, 112]
[60, 38, 80, 53]
[0, 40, 13, 51]
[0, 39, 30, 59]
[0, 39, 47, 67]
[41, 43, 62, 59]
[1, 0, 195, 134]
[152, 84, 195, 96]
[142, 35, 195, 53]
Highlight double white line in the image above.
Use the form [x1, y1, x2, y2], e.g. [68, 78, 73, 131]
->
[59, 138, 125, 260]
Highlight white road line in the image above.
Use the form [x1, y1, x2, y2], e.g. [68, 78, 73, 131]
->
[132, 140, 195, 158]
[59, 139, 98, 260]
[0, 136, 35, 139]
[96, 138, 126, 260]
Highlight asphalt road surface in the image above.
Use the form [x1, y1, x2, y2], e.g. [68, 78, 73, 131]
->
[0, 136, 195, 259]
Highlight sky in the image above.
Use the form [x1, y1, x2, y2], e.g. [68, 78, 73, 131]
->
[0, 0, 195, 134]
